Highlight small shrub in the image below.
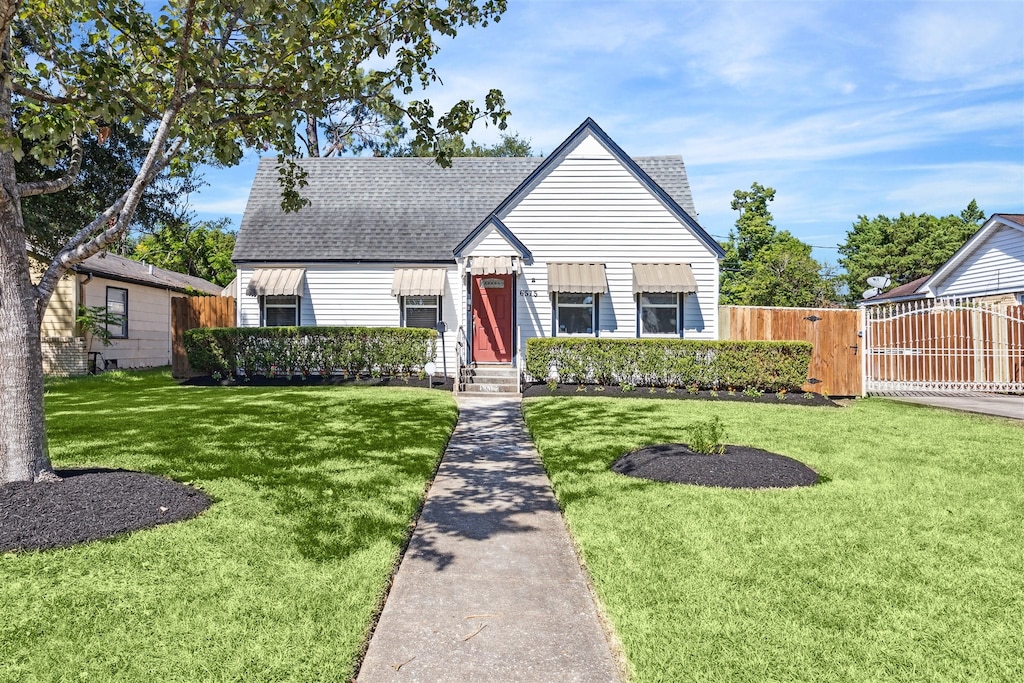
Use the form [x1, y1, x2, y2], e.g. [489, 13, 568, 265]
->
[594, 385, 606, 392]
[777, 390, 788, 401]
[686, 383, 700, 395]
[546, 379, 558, 392]
[620, 382, 635, 392]
[665, 384, 676, 393]
[708, 389, 718, 398]
[687, 416, 726, 455]
[743, 387, 763, 398]
[803, 392, 815, 400]
[576, 385, 588, 393]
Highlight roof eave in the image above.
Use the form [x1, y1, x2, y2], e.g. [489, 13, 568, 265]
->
[923, 214, 1023, 293]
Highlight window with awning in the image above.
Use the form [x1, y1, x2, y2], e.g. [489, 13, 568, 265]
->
[546, 262, 607, 294]
[246, 268, 306, 297]
[631, 263, 698, 294]
[391, 268, 447, 297]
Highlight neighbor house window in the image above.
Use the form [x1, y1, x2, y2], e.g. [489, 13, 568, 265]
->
[404, 295, 440, 328]
[555, 293, 596, 335]
[105, 287, 128, 338]
[639, 293, 680, 336]
[262, 295, 299, 326]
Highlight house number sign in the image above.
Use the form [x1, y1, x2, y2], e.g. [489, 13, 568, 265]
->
[481, 278, 505, 288]
[518, 290, 538, 297]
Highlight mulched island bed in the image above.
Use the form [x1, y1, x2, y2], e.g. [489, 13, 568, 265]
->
[522, 383, 838, 406]
[0, 468, 212, 553]
[612, 443, 819, 489]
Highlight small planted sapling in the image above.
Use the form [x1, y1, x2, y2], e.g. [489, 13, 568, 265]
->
[686, 416, 726, 455]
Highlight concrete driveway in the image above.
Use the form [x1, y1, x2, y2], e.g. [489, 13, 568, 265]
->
[877, 392, 1024, 420]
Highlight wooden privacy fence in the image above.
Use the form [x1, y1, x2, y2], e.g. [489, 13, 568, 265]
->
[863, 299, 1024, 393]
[171, 296, 235, 377]
[719, 306, 862, 396]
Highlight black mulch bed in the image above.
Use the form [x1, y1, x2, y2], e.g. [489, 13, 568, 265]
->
[181, 374, 455, 391]
[0, 468, 212, 553]
[612, 443, 819, 489]
[523, 383, 838, 406]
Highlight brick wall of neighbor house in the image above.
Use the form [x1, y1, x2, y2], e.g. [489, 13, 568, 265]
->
[81, 276, 176, 368]
[41, 337, 88, 376]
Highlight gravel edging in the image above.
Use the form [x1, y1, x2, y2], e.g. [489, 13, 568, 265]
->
[612, 443, 819, 489]
[1, 469, 213, 553]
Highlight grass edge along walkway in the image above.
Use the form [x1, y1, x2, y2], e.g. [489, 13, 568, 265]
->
[523, 396, 1024, 683]
[1, 370, 457, 682]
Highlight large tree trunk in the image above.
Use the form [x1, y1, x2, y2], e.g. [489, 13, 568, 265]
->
[0, 35, 55, 485]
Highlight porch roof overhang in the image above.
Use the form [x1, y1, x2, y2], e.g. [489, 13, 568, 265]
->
[632, 263, 698, 294]
[391, 267, 447, 296]
[547, 262, 608, 294]
[469, 256, 517, 275]
[246, 268, 306, 297]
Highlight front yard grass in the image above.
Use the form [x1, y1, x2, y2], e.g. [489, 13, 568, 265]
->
[523, 397, 1024, 682]
[1, 370, 456, 682]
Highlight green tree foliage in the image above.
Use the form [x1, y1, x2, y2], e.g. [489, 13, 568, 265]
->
[720, 183, 838, 307]
[400, 131, 535, 157]
[17, 122, 190, 258]
[837, 200, 985, 303]
[133, 217, 236, 287]
[0, 0, 510, 483]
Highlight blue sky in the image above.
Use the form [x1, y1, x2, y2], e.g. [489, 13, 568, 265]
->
[189, 0, 1024, 267]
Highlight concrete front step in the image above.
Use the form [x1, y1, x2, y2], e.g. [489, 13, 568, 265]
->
[461, 366, 518, 378]
[461, 374, 517, 386]
[459, 383, 520, 393]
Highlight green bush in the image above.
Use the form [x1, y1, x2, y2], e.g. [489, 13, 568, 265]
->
[525, 338, 812, 392]
[185, 327, 438, 379]
[687, 416, 726, 455]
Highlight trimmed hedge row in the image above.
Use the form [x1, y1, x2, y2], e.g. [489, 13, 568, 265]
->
[525, 338, 813, 391]
[185, 327, 438, 379]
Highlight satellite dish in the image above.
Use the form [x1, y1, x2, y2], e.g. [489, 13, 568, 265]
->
[866, 274, 891, 289]
[862, 287, 880, 299]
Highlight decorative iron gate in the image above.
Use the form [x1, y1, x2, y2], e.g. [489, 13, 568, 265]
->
[863, 299, 1024, 393]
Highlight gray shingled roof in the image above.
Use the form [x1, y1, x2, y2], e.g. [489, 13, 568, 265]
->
[75, 251, 223, 294]
[233, 155, 699, 262]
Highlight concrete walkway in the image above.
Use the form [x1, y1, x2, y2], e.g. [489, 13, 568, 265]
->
[357, 396, 620, 683]
[878, 392, 1024, 420]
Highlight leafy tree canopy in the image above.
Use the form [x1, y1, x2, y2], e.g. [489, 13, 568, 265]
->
[720, 183, 838, 307]
[399, 131, 535, 157]
[133, 217, 236, 287]
[837, 200, 985, 303]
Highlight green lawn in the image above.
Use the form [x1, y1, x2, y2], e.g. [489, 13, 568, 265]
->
[523, 397, 1024, 683]
[1, 371, 456, 682]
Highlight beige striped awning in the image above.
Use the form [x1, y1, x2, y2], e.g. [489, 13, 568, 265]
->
[246, 268, 306, 297]
[469, 256, 516, 275]
[391, 268, 447, 296]
[547, 263, 608, 294]
[632, 263, 698, 294]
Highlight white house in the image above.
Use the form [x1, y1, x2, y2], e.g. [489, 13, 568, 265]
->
[862, 213, 1024, 306]
[232, 118, 724, 385]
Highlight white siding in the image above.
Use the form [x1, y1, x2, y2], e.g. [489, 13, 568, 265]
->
[82, 277, 174, 368]
[933, 224, 1024, 298]
[238, 264, 461, 375]
[501, 131, 719, 345]
[464, 224, 521, 257]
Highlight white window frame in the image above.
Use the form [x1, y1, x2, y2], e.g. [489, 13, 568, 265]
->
[638, 292, 681, 337]
[403, 295, 440, 329]
[105, 286, 129, 339]
[554, 292, 598, 336]
[261, 295, 299, 327]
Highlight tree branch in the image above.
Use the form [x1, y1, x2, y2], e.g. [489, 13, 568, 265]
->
[17, 135, 82, 197]
[11, 82, 84, 105]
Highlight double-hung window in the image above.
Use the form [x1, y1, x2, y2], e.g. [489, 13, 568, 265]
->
[262, 295, 299, 326]
[639, 292, 680, 336]
[404, 295, 440, 328]
[555, 293, 596, 335]
[105, 287, 128, 338]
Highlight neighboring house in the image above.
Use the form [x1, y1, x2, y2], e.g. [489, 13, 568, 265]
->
[862, 214, 1024, 306]
[38, 250, 222, 374]
[233, 118, 724, 378]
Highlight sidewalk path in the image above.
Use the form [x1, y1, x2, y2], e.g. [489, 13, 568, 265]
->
[357, 396, 621, 682]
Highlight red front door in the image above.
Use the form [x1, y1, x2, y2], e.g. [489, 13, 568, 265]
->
[472, 274, 513, 362]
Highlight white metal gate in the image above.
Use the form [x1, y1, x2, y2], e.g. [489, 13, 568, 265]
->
[863, 299, 1024, 393]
